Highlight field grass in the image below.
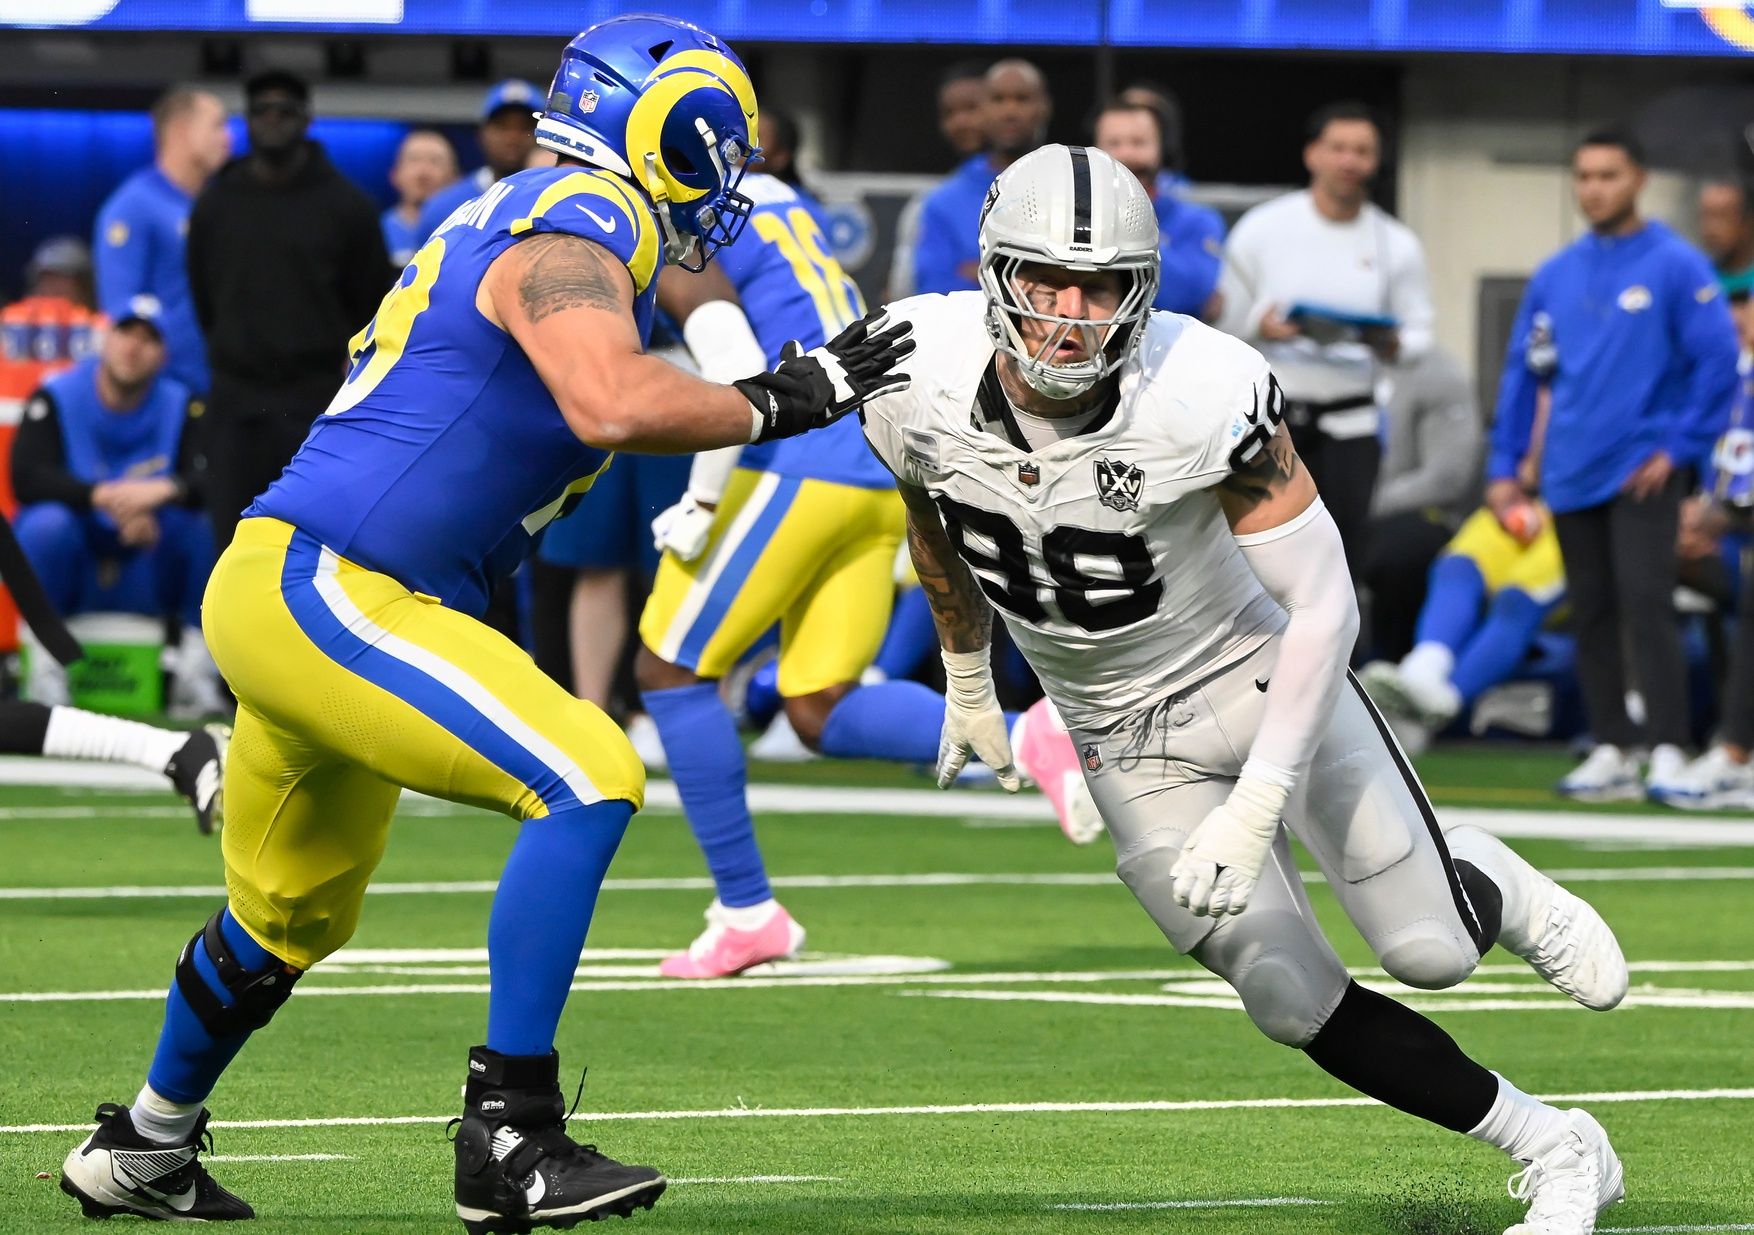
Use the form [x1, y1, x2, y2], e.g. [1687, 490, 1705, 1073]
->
[2, 746, 1752, 1233]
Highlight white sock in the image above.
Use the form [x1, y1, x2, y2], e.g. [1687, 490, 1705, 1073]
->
[717, 898, 778, 931]
[130, 1083, 203, 1145]
[1467, 1073, 1570, 1162]
[1400, 642, 1455, 690]
[43, 706, 187, 772]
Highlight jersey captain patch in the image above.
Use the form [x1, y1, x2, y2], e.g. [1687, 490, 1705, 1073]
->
[1093, 458, 1143, 511]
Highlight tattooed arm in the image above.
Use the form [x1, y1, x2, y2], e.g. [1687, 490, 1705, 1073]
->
[897, 479, 992, 653]
[481, 233, 759, 453]
[1214, 424, 1320, 537]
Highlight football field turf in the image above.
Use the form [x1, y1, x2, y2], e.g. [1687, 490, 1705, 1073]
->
[3, 747, 1752, 1234]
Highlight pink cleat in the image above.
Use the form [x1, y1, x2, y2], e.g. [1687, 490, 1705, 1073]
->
[1012, 697, 1105, 845]
[658, 900, 806, 979]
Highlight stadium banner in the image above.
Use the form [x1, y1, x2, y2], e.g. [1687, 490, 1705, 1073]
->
[0, 0, 1750, 55]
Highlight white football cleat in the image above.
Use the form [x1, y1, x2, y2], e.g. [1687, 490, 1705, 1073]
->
[624, 712, 668, 772]
[749, 712, 819, 762]
[1501, 870, 1629, 1011]
[1647, 744, 1754, 810]
[1503, 1109, 1624, 1235]
[1556, 745, 1642, 803]
[1012, 698, 1104, 844]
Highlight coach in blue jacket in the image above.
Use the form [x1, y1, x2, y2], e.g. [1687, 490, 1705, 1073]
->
[1489, 129, 1738, 800]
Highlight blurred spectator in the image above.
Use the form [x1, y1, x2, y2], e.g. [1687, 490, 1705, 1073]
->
[414, 80, 540, 244]
[886, 61, 989, 300]
[1698, 176, 1754, 299]
[93, 86, 231, 395]
[911, 59, 1050, 295]
[23, 236, 96, 311]
[1654, 287, 1754, 809]
[1361, 347, 1483, 659]
[1218, 102, 1433, 573]
[187, 69, 389, 552]
[381, 128, 458, 268]
[1490, 129, 1738, 801]
[3, 238, 101, 377]
[10, 299, 223, 715]
[756, 111, 803, 186]
[1092, 98, 1224, 320]
[1117, 82, 1188, 195]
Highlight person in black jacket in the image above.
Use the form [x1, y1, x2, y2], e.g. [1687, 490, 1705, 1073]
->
[186, 69, 389, 551]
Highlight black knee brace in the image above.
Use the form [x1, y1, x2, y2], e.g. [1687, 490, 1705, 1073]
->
[174, 910, 302, 1037]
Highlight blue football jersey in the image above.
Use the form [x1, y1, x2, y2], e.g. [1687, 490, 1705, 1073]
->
[251, 165, 662, 616]
[721, 174, 891, 490]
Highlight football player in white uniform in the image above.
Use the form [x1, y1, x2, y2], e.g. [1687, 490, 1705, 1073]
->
[862, 144, 1631, 1235]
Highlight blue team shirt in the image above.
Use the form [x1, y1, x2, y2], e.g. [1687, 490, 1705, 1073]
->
[42, 357, 190, 490]
[721, 174, 890, 489]
[415, 168, 497, 248]
[1490, 221, 1739, 514]
[251, 165, 662, 616]
[913, 154, 1000, 296]
[94, 167, 208, 393]
[381, 206, 424, 269]
[1152, 191, 1225, 318]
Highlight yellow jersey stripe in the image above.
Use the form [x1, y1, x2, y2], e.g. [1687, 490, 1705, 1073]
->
[508, 171, 659, 294]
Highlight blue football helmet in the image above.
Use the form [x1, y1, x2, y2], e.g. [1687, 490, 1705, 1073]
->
[537, 14, 760, 270]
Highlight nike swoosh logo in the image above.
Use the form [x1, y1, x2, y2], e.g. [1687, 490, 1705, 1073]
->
[1255, 678, 1270, 692]
[576, 203, 618, 233]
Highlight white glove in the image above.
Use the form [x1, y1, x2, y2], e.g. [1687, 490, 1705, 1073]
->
[937, 648, 1021, 792]
[651, 494, 717, 562]
[1169, 774, 1289, 917]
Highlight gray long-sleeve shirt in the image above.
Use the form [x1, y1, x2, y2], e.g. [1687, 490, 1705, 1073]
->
[1372, 347, 1482, 522]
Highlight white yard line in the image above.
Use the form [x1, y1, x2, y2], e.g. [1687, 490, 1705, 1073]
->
[1050, 1197, 1330, 1212]
[6, 1087, 1750, 1136]
[1602, 1227, 1754, 1233]
[907, 988, 1754, 1013]
[204, 1154, 356, 1163]
[669, 1175, 842, 1185]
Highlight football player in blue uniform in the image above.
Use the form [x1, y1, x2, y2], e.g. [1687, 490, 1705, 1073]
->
[57, 17, 912, 1232]
[636, 119, 1095, 980]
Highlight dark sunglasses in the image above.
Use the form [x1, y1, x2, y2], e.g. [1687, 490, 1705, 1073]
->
[249, 99, 306, 118]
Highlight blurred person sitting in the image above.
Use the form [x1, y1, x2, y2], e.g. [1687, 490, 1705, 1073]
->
[1652, 286, 1754, 809]
[187, 69, 389, 554]
[413, 79, 540, 244]
[886, 61, 989, 300]
[381, 128, 458, 268]
[1093, 98, 1223, 320]
[1491, 129, 1738, 802]
[1218, 102, 1435, 573]
[1698, 176, 1754, 300]
[3, 238, 101, 384]
[94, 86, 231, 395]
[1360, 346, 1484, 660]
[10, 298, 223, 716]
[911, 58, 1050, 295]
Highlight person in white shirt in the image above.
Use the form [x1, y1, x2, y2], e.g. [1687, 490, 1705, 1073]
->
[1218, 101, 1434, 572]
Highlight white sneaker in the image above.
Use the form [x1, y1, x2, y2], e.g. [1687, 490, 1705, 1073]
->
[1647, 745, 1754, 810]
[1503, 1109, 1624, 1234]
[1360, 659, 1461, 729]
[21, 626, 71, 707]
[1556, 745, 1642, 803]
[1501, 870, 1629, 1012]
[749, 712, 818, 762]
[624, 713, 667, 772]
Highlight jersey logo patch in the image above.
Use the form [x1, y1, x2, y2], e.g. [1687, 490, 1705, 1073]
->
[577, 203, 619, 233]
[1018, 460, 1040, 487]
[1093, 458, 1144, 512]
[1082, 743, 1103, 772]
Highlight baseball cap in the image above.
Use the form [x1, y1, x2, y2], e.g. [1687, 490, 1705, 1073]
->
[482, 79, 541, 121]
[26, 235, 93, 283]
[113, 293, 166, 339]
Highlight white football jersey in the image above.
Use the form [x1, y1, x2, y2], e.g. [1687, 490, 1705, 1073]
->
[862, 292, 1288, 728]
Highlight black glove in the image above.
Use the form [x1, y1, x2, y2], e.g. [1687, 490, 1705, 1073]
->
[735, 309, 915, 444]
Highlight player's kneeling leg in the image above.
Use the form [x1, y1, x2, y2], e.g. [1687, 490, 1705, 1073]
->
[1195, 911, 1352, 1048]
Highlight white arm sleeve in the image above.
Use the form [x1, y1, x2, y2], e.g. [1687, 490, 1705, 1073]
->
[1233, 497, 1361, 787]
[681, 298, 770, 501]
[1386, 227, 1435, 363]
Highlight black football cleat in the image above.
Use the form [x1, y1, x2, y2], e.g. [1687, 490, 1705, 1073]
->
[453, 1047, 665, 1233]
[165, 724, 228, 835]
[61, 1102, 254, 1221]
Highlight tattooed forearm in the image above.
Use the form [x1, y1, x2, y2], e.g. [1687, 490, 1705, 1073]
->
[516, 234, 630, 324]
[1219, 427, 1299, 507]
[901, 489, 992, 654]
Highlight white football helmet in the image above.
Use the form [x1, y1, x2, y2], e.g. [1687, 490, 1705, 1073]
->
[977, 144, 1160, 400]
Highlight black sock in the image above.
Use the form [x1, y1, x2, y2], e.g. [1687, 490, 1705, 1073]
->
[1304, 981, 1496, 1133]
[0, 700, 52, 756]
[1453, 859, 1504, 952]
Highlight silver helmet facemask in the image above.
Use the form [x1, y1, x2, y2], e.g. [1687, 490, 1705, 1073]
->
[977, 145, 1161, 401]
